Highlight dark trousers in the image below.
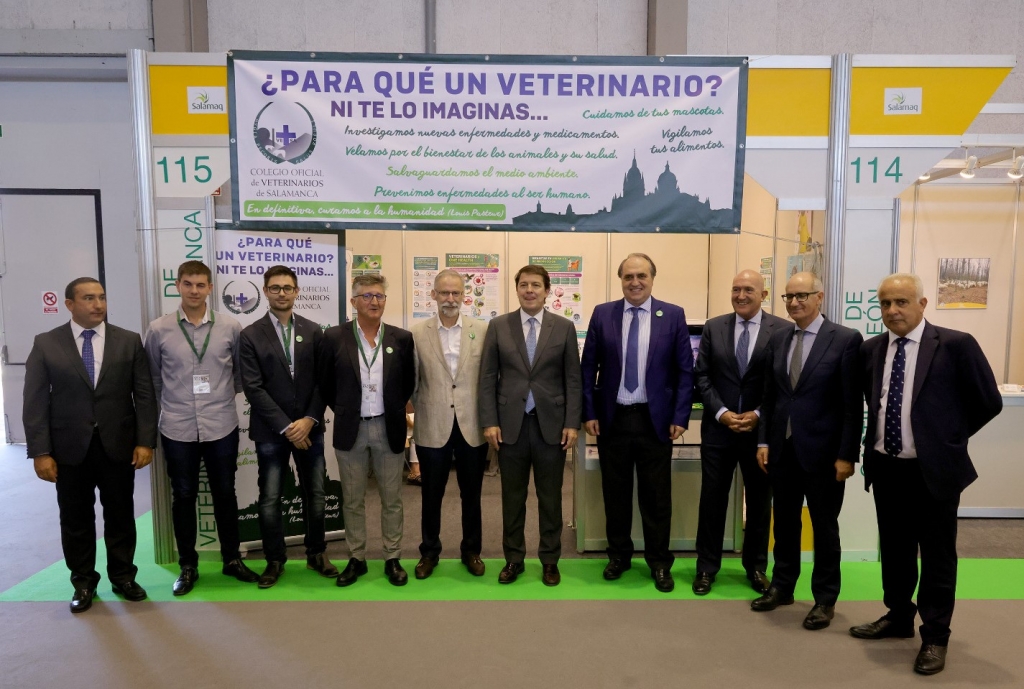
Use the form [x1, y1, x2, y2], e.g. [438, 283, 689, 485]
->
[695, 439, 772, 575]
[871, 451, 960, 645]
[597, 404, 674, 569]
[417, 418, 488, 560]
[255, 434, 327, 563]
[770, 440, 846, 604]
[55, 431, 137, 591]
[162, 428, 241, 568]
[498, 412, 565, 564]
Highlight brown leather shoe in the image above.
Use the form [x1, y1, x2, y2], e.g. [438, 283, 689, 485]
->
[306, 553, 339, 578]
[542, 563, 561, 586]
[498, 561, 525, 584]
[461, 554, 485, 577]
[415, 556, 438, 580]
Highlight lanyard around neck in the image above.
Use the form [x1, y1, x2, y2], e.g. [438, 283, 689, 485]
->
[354, 319, 383, 371]
[178, 309, 214, 364]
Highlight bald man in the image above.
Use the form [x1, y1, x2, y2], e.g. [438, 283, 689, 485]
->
[693, 270, 789, 596]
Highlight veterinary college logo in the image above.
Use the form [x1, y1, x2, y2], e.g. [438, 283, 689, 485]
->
[253, 101, 317, 164]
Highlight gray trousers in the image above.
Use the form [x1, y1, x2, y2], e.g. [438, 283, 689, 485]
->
[334, 416, 405, 561]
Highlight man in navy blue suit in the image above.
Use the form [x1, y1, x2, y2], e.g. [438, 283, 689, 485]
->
[850, 273, 1001, 676]
[753, 271, 863, 631]
[581, 253, 693, 593]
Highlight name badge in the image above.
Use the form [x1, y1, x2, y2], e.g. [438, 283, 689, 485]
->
[193, 374, 211, 394]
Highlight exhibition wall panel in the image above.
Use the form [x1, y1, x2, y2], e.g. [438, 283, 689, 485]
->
[1011, 202, 1024, 384]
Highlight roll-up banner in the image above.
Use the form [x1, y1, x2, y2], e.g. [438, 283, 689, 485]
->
[228, 52, 748, 233]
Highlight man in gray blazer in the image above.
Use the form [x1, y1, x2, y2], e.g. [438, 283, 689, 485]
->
[693, 269, 788, 596]
[410, 269, 489, 579]
[24, 277, 158, 613]
[479, 264, 582, 587]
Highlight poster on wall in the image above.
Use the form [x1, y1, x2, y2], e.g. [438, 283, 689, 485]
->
[212, 229, 345, 546]
[759, 256, 773, 304]
[350, 253, 382, 319]
[446, 253, 501, 321]
[228, 52, 747, 233]
[785, 252, 820, 281]
[529, 255, 586, 355]
[937, 257, 990, 309]
[411, 256, 440, 320]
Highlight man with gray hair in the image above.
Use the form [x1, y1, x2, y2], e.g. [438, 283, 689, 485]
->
[410, 269, 489, 579]
[850, 272, 1001, 675]
[318, 274, 416, 587]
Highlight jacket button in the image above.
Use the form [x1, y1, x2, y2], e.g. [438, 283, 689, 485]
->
[450, 404, 455, 408]
[452, 384, 456, 389]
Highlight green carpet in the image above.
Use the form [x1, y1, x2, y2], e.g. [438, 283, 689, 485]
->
[3, 512, 1023, 603]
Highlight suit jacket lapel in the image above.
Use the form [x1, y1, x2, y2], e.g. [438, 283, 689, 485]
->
[260, 314, 291, 376]
[912, 324, 938, 405]
[870, 336, 887, 417]
[453, 319, 474, 381]
[610, 300, 625, 369]
[780, 328, 796, 393]
[509, 310, 532, 370]
[796, 322, 834, 390]
[345, 324, 362, 382]
[94, 326, 114, 389]
[294, 316, 315, 375]
[751, 314, 774, 363]
[723, 312, 739, 376]
[425, 318, 452, 380]
[58, 324, 93, 388]
[382, 327, 395, 385]
[533, 312, 555, 370]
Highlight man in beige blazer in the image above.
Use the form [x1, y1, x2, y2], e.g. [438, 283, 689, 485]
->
[410, 269, 490, 579]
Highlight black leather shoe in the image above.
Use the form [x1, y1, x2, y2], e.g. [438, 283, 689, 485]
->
[222, 558, 259, 583]
[306, 553, 339, 578]
[498, 561, 525, 584]
[652, 567, 675, 593]
[335, 558, 368, 587]
[70, 588, 95, 613]
[414, 556, 438, 580]
[603, 558, 632, 581]
[111, 580, 147, 602]
[691, 571, 715, 596]
[751, 586, 795, 611]
[850, 616, 916, 640]
[747, 570, 770, 595]
[384, 558, 408, 586]
[462, 554, 486, 576]
[803, 604, 835, 630]
[172, 567, 199, 596]
[257, 562, 284, 589]
[542, 563, 561, 586]
[914, 644, 947, 675]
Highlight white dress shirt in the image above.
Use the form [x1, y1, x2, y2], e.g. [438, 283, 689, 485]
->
[357, 322, 385, 417]
[788, 312, 824, 376]
[617, 296, 652, 404]
[715, 309, 763, 421]
[520, 306, 544, 341]
[70, 319, 105, 384]
[873, 318, 925, 458]
[437, 314, 462, 378]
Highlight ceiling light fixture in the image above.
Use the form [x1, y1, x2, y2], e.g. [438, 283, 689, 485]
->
[960, 155, 978, 179]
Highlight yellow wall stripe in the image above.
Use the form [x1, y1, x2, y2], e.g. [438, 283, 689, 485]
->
[150, 65, 229, 136]
[747, 68, 831, 137]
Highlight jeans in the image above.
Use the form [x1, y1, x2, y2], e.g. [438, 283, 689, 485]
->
[256, 435, 327, 563]
[162, 428, 241, 568]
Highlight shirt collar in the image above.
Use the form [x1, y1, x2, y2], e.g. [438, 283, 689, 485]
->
[437, 314, 462, 331]
[521, 308, 544, 325]
[267, 311, 293, 329]
[178, 307, 211, 325]
[70, 320, 106, 339]
[624, 296, 652, 313]
[798, 313, 825, 335]
[738, 308, 763, 326]
[889, 318, 926, 345]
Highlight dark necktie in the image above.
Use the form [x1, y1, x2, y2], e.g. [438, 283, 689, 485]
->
[736, 319, 750, 378]
[786, 330, 805, 438]
[884, 337, 909, 456]
[82, 329, 96, 387]
[525, 317, 537, 412]
[624, 307, 640, 393]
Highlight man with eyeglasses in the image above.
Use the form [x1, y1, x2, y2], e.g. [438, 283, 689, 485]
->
[318, 274, 416, 587]
[409, 269, 489, 579]
[752, 271, 863, 631]
[239, 265, 335, 588]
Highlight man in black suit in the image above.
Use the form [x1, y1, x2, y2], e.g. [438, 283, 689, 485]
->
[24, 277, 158, 613]
[239, 265, 336, 589]
[752, 271, 863, 631]
[850, 273, 1001, 676]
[479, 264, 582, 587]
[319, 273, 416, 587]
[693, 269, 788, 596]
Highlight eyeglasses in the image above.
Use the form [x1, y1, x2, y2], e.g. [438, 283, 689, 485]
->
[267, 285, 297, 295]
[435, 290, 462, 298]
[354, 293, 387, 303]
[781, 292, 813, 303]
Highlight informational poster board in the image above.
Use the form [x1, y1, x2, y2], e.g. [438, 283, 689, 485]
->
[410, 256, 440, 321]
[445, 253, 502, 321]
[228, 52, 748, 232]
[529, 254, 586, 353]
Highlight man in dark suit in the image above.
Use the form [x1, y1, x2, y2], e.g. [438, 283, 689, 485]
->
[24, 277, 158, 613]
[850, 273, 1001, 676]
[581, 253, 693, 593]
[239, 265, 335, 589]
[319, 273, 416, 587]
[479, 264, 582, 587]
[752, 271, 862, 630]
[693, 269, 788, 596]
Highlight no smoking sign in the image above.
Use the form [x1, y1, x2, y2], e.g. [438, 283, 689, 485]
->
[42, 291, 59, 314]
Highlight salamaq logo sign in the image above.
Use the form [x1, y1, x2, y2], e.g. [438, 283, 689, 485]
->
[884, 87, 922, 115]
[187, 86, 227, 114]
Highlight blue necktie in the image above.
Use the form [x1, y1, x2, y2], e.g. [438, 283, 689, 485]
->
[525, 317, 537, 413]
[624, 307, 640, 393]
[82, 329, 96, 387]
[735, 319, 750, 378]
[884, 337, 909, 456]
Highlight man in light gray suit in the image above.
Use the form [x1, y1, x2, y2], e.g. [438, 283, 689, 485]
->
[479, 264, 582, 587]
[411, 269, 490, 580]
